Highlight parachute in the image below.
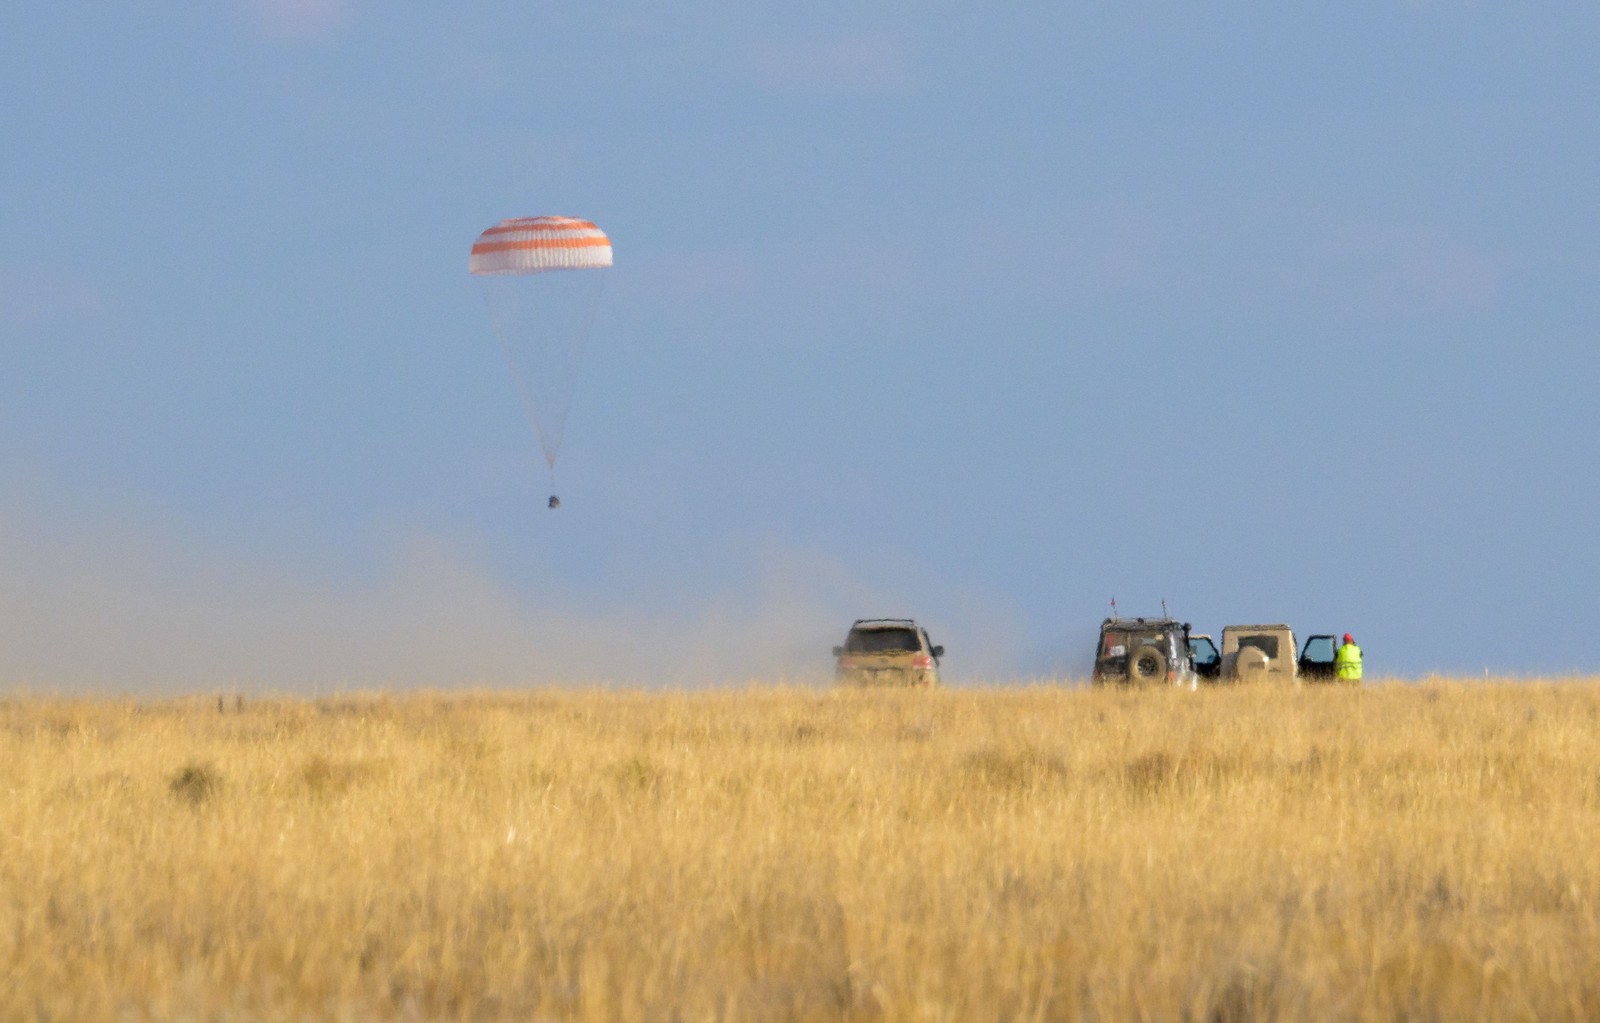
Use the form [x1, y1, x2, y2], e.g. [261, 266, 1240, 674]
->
[470, 216, 613, 506]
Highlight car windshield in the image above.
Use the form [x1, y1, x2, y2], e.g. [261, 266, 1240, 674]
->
[845, 627, 921, 654]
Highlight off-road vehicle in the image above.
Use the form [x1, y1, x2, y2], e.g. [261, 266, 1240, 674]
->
[1218, 625, 1344, 683]
[1219, 624, 1300, 682]
[1092, 617, 1201, 687]
[833, 619, 944, 687]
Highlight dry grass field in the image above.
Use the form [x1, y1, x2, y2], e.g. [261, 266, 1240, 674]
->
[4, 680, 1599, 1022]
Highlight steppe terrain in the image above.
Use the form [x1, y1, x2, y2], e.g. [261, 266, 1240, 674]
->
[4, 681, 1598, 1021]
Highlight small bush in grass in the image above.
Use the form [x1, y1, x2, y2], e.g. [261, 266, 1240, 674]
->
[1123, 750, 1178, 795]
[300, 754, 367, 797]
[962, 746, 1069, 792]
[612, 756, 659, 794]
[169, 762, 220, 805]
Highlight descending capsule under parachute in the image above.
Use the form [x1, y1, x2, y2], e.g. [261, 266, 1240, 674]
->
[469, 216, 613, 500]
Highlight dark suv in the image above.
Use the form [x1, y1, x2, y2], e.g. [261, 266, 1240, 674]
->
[833, 619, 944, 687]
[1092, 617, 1201, 687]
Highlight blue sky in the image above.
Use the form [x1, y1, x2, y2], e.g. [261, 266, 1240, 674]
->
[3, 1, 1598, 689]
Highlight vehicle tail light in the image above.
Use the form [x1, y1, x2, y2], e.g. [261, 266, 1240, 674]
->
[1167, 669, 1175, 682]
[911, 654, 932, 669]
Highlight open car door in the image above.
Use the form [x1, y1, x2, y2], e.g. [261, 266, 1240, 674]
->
[1298, 634, 1338, 681]
[1189, 634, 1221, 680]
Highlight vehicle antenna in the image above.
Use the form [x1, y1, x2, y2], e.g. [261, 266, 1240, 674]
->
[1109, 596, 1118, 620]
[1161, 598, 1169, 618]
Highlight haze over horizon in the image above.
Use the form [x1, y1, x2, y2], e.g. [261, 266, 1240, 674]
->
[4, 1, 1598, 689]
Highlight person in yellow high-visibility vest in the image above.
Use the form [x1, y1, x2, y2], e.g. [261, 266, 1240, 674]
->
[1335, 633, 1363, 683]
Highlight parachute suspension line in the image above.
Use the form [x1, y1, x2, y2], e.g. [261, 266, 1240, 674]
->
[478, 272, 607, 476]
[470, 216, 613, 507]
[541, 273, 603, 465]
[491, 327, 550, 464]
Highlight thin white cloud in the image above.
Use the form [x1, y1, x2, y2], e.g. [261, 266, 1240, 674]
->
[1283, 224, 1507, 314]
[241, 0, 349, 41]
[1379, 231, 1504, 308]
[743, 33, 912, 94]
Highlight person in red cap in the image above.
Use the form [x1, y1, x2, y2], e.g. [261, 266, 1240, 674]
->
[1335, 633, 1363, 683]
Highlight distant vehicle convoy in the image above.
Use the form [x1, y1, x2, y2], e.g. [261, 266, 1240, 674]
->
[830, 614, 1352, 687]
[1091, 617, 1354, 687]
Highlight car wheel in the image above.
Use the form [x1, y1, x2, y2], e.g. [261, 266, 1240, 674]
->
[1129, 648, 1168, 682]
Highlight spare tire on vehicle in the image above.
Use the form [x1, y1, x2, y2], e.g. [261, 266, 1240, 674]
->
[1232, 645, 1270, 679]
[1129, 647, 1168, 682]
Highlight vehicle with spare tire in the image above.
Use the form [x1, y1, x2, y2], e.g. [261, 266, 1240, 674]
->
[1092, 617, 1201, 687]
[1219, 624, 1299, 682]
[1216, 625, 1346, 683]
[833, 619, 944, 687]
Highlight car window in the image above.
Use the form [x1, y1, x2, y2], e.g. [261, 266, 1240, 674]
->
[845, 628, 921, 654]
[1238, 635, 1279, 659]
[1301, 636, 1336, 664]
[1190, 637, 1219, 665]
[1103, 629, 1178, 658]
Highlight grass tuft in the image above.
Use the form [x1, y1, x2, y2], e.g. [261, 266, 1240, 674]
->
[168, 761, 220, 805]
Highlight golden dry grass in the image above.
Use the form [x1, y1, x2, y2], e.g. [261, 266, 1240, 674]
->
[4, 680, 1600, 1022]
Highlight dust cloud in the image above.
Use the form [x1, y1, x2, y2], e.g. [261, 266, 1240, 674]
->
[0, 500, 1025, 694]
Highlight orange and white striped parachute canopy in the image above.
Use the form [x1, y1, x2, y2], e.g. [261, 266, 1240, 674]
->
[469, 216, 613, 275]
